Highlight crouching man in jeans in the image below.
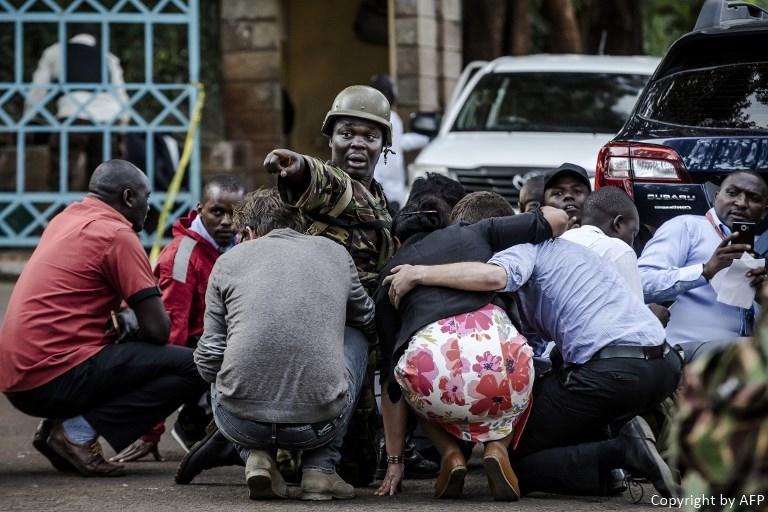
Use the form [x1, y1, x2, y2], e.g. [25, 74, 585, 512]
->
[193, 188, 375, 501]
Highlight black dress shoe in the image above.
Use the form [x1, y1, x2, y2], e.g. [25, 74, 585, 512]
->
[619, 417, 680, 498]
[375, 435, 439, 480]
[175, 426, 244, 485]
[171, 404, 212, 452]
[33, 420, 78, 473]
[607, 468, 628, 495]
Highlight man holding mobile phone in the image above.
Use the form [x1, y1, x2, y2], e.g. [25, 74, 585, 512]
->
[639, 171, 768, 360]
[732, 221, 757, 247]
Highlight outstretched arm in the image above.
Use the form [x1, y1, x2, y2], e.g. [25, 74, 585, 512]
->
[264, 148, 311, 198]
[383, 262, 506, 308]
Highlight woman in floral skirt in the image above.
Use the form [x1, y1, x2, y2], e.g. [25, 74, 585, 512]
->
[374, 185, 567, 500]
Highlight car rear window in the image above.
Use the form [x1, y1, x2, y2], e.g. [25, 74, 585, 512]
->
[452, 72, 649, 133]
[638, 62, 768, 131]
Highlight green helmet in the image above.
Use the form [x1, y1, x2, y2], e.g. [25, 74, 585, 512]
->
[321, 85, 392, 147]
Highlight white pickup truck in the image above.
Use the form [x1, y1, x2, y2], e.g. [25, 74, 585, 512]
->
[408, 54, 660, 206]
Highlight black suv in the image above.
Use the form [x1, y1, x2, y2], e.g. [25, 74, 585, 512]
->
[595, 0, 768, 246]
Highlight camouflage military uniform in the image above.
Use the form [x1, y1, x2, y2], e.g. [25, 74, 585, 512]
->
[278, 156, 394, 295]
[278, 155, 394, 486]
[673, 331, 768, 511]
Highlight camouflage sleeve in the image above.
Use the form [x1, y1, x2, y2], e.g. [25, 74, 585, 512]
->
[278, 156, 351, 215]
[674, 337, 768, 506]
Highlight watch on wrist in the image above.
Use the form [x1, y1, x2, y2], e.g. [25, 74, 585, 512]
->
[386, 454, 404, 464]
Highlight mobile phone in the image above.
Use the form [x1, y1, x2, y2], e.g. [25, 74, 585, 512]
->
[732, 221, 756, 246]
[108, 310, 123, 339]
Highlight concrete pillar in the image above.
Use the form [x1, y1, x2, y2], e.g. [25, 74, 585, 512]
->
[217, 0, 282, 188]
[438, 0, 463, 107]
[393, 0, 462, 117]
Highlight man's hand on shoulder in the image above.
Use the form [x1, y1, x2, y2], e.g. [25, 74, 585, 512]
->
[264, 149, 305, 181]
[383, 264, 425, 308]
[702, 233, 751, 281]
[539, 206, 569, 237]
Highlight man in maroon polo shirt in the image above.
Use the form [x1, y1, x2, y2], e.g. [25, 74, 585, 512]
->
[0, 159, 205, 477]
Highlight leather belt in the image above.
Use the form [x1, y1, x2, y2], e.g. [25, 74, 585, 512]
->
[591, 342, 670, 361]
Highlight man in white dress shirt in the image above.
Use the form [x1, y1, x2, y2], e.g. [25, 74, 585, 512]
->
[369, 75, 429, 211]
[639, 171, 768, 359]
[562, 187, 669, 325]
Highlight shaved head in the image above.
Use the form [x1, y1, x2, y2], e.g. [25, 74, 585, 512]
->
[89, 159, 148, 199]
[582, 187, 640, 246]
[88, 159, 151, 232]
[582, 187, 637, 225]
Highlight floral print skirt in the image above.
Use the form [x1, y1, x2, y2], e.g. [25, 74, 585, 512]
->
[395, 304, 534, 443]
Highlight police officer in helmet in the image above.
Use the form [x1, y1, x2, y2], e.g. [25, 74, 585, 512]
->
[175, 85, 436, 488]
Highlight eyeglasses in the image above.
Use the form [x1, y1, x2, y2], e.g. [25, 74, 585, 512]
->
[399, 210, 439, 216]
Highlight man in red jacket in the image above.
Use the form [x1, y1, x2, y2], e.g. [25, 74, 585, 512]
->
[113, 175, 245, 462]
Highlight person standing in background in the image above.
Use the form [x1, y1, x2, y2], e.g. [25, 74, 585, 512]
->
[25, 23, 130, 190]
[369, 74, 429, 212]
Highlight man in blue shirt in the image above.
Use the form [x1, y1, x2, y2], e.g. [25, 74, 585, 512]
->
[384, 238, 682, 497]
[638, 171, 768, 359]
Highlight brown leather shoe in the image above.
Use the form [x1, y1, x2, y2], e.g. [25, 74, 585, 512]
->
[434, 450, 466, 499]
[33, 420, 77, 473]
[483, 442, 520, 501]
[47, 423, 125, 477]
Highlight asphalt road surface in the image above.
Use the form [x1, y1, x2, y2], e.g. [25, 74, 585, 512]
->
[0, 280, 660, 511]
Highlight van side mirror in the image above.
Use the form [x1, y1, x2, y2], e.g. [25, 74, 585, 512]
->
[410, 112, 442, 137]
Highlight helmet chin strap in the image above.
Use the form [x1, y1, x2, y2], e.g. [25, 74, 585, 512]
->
[382, 146, 396, 165]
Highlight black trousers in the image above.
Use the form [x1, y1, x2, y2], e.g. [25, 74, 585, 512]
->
[511, 351, 682, 495]
[6, 342, 206, 452]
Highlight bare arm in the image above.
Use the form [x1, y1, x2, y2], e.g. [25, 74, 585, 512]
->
[383, 262, 506, 308]
[375, 381, 409, 496]
[132, 296, 170, 344]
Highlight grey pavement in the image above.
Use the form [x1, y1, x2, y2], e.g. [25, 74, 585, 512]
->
[0, 279, 660, 511]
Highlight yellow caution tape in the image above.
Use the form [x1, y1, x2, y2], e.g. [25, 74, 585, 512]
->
[149, 82, 206, 265]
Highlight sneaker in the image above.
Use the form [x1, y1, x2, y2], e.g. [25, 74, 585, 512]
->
[246, 450, 288, 499]
[619, 417, 680, 498]
[300, 469, 355, 500]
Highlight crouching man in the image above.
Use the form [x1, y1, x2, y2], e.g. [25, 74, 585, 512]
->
[193, 188, 376, 501]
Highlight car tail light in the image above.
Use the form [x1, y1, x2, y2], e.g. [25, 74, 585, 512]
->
[596, 142, 690, 198]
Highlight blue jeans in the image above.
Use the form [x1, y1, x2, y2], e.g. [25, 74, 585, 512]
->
[212, 327, 368, 472]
